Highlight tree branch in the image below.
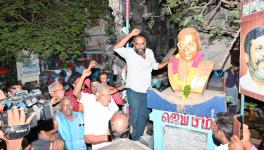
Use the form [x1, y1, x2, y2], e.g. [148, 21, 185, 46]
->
[200, 0, 215, 15]
[204, 0, 222, 27]
[31, 13, 34, 23]
[206, 26, 238, 35]
[17, 14, 31, 24]
[190, 23, 238, 37]
[38, 2, 47, 8]
[231, 19, 240, 23]
[220, 28, 240, 70]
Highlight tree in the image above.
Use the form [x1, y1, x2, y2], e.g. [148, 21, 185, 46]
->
[142, 0, 241, 69]
[0, 0, 108, 64]
[144, 0, 241, 38]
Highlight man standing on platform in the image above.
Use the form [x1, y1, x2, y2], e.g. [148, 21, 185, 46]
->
[223, 61, 239, 113]
[114, 28, 171, 140]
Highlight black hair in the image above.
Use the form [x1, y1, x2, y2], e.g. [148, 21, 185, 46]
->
[244, 27, 264, 55]
[231, 61, 239, 68]
[215, 112, 234, 141]
[37, 119, 54, 132]
[8, 81, 23, 89]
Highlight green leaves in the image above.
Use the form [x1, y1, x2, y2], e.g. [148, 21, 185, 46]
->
[143, 0, 240, 40]
[226, 7, 241, 21]
[161, 0, 184, 15]
[0, 0, 108, 64]
[208, 21, 224, 38]
[143, 13, 155, 29]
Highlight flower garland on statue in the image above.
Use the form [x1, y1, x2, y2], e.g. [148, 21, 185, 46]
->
[171, 51, 204, 99]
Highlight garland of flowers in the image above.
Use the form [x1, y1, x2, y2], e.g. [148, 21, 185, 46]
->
[171, 51, 204, 99]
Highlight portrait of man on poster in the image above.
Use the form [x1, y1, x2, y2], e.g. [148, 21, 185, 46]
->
[240, 26, 264, 95]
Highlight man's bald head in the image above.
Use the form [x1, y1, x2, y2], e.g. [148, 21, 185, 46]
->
[109, 111, 130, 139]
[177, 27, 201, 46]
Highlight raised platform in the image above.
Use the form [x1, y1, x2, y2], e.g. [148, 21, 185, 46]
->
[147, 88, 226, 150]
[147, 88, 226, 117]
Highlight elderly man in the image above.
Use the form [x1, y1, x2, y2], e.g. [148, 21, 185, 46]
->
[240, 26, 264, 97]
[55, 96, 86, 150]
[114, 28, 171, 140]
[48, 81, 65, 114]
[98, 111, 151, 150]
[74, 67, 118, 149]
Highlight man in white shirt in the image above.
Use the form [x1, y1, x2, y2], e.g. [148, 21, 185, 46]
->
[73, 61, 118, 149]
[114, 28, 171, 140]
[240, 27, 264, 98]
[82, 84, 118, 149]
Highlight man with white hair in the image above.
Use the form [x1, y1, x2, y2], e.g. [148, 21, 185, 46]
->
[74, 66, 118, 149]
[48, 81, 65, 114]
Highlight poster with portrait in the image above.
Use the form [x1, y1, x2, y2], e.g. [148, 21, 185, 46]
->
[240, 0, 264, 101]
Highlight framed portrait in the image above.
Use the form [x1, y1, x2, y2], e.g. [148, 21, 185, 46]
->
[240, 0, 264, 101]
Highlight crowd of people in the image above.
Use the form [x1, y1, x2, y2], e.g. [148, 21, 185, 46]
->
[0, 28, 259, 150]
[0, 28, 169, 150]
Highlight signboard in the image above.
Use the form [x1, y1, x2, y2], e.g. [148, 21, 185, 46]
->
[16, 53, 40, 84]
[149, 110, 216, 150]
[21, 63, 40, 75]
[163, 126, 208, 150]
[240, 0, 264, 101]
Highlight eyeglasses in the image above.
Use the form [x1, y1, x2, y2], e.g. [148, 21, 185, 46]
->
[177, 42, 197, 50]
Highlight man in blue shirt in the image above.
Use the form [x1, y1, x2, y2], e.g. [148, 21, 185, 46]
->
[223, 61, 239, 113]
[55, 96, 86, 150]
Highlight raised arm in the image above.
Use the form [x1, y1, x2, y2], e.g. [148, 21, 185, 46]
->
[114, 28, 141, 48]
[84, 134, 109, 144]
[158, 57, 173, 69]
[73, 60, 97, 100]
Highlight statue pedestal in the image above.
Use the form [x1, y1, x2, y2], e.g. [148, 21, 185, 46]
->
[147, 88, 226, 150]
